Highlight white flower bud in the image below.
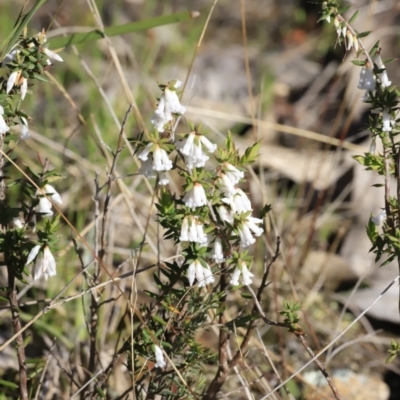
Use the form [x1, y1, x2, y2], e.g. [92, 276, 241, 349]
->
[154, 345, 166, 369]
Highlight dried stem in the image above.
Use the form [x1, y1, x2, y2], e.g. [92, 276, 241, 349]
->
[7, 269, 28, 400]
[297, 334, 342, 400]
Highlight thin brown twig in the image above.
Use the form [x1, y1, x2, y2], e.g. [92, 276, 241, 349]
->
[7, 271, 28, 400]
[297, 334, 342, 400]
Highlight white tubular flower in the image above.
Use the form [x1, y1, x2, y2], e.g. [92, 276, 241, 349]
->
[26, 244, 41, 266]
[218, 205, 234, 224]
[195, 260, 205, 287]
[374, 54, 391, 88]
[216, 173, 236, 196]
[151, 96, 170, 132]
[7, 71, 28, 99]
[187, 259, 213, 287]
[187, 261, 196, 286]
[138, 144, 172, 172]
[6, 70, 19, 94]
[31, 246, 57, 281]
[230, 262, 254, 286]
[36, 184, 62, 216]
[371, 210, 386, 226]
[342, 25, 347, 38]
[188, 217, 198, 241]
[346, 31, 353, 51]
[222, 188, 252, 214]
[0, 106, 9, 135]
[238, 223, 256, 247]
[223, 163, 244, 185]
[334, 17, 341, 37]
[151, 80, 186, 132]
[164, 86, 187, 115]
[202, 263, 215, 285]
[209, 237, 225, 263]
[241, 263, 254, 286]
[20, 117, 30, 139]
[195, 219, 208, 243]
[183, 182, 207, 209]
[357, 65, 375, 92]
[37, 197, 53, 216]
[181, 216, 207, 243]
[382, 109, 393, 132]
[153, 146, 172, 171]
[20, 78, 27, 100]
[238, 216, 264, 248]
[138, 142, 153, 161]
[42, 47, 64, 62]
[179, 132, 216, 168]
[154, 345, 166, 369]
[139, 156, 157, 179]
[42, 184, 62, 205]
[180, 216, 190, 241]
[230, 267, 241, 286]
[159, 172, 169, 186]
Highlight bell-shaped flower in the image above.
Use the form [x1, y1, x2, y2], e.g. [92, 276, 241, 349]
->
[42, 47, 64, 63]
[151, 80, 186, 132]
[154, 345, 166, 369]
[182, 182, 207, 209]
[26, 245, 57, 281]
[346, 31, 354, 51]
[222, 188, 252, 214]
[7, 71, 28, 100]
[218, 205, 234, 224]
[230, 261, 254, 286]
[139, 156, 157, 179]
[382, 109, 393, 132]
[187, 259, 214, 287]
[37, 197, 53, 216]
[20, 117, 30, 139]
[209, 237, 225, 263]
[178, 132, 217, 168]
[374, 54, 391, 88]
[180, 216, 207, 243]
[223, 162, 244, 185]
[238, 216, 264, 248]
[0, 106, 9, 135]
[138, 143, 172, 172]
[202, 262, 215, 285]
[216, 173, 236, 196]
[36, 184, 62, 216]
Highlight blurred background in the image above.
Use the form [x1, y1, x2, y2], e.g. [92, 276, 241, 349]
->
[1, 0, 400, 398]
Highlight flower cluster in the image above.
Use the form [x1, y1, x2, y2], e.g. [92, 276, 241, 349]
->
[25, 245, 56, 281]
[1, 30, 63, 139]
[143, 80, 264, 291]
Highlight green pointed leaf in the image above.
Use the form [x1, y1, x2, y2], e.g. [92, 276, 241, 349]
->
[348, 10, 359, 24]
[48, 11, 200, 48]
[0, 0, 49, 61]
[356, 31, 371, 39]
[0, 379, 18, 389]
[351, 60, 366, 66]
[338, 4, 352, 14]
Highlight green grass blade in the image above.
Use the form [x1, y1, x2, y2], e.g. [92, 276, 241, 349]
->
[48, 10, 200, 48]
[0, 0, 49, 61]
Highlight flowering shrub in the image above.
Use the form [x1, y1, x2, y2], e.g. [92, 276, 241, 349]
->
[1, 2, 400, 400]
